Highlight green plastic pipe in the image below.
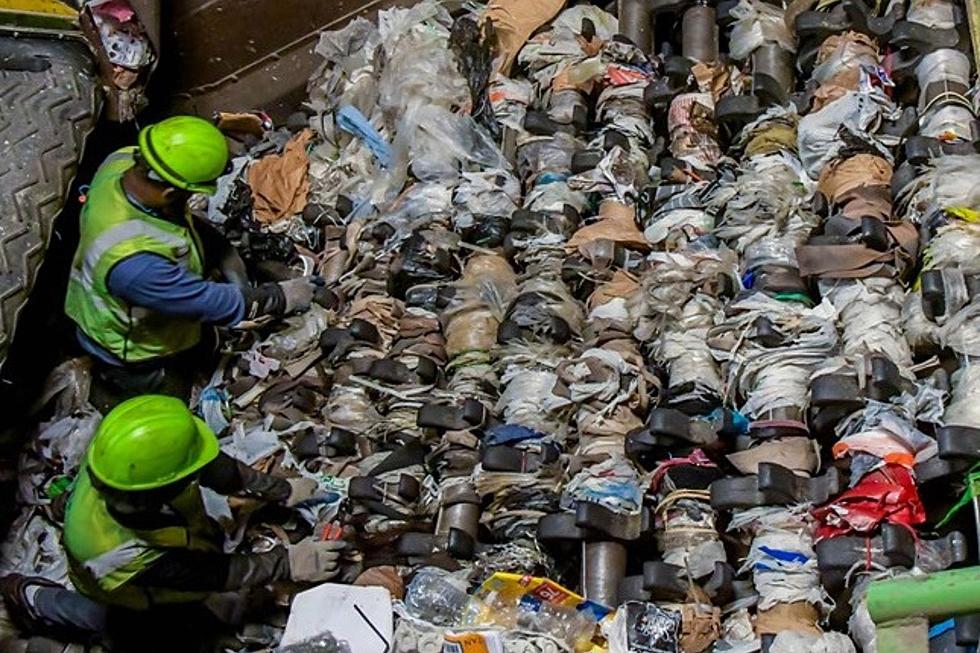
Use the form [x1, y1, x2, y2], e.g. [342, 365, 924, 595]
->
[867, 566, 980, 624]
[874, 617, 929, 653]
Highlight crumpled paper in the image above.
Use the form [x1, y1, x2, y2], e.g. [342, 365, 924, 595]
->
[248, 129, 313, 224]
[483, 0, 566, 76]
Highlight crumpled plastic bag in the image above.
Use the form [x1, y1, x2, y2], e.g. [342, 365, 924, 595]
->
[770, 631, 856, 653]
[729, 0, 795, 60]
[813, 464, 926, 539]
[0, 510, 71, 584]
[797, 90, 895, 179]
[561, 458, 646, 524]
[34, 409, 102, 478]
[739, 530, 830, 612]
[604, 601, 681, 653]
[31, 357, 93, 418]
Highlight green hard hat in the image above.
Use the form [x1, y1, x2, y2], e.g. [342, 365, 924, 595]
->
[137, 116, 229, 195]
[87, 395, 220, 492]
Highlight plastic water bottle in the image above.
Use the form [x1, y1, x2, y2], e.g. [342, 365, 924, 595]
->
[404, 567, 471, 626]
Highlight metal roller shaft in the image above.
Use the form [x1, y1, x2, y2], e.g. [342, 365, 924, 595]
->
[581, 541, 628, 607]
[682, 4, 718, 63]
[619, 0, 654, 54]
[752, 43, 795, 100]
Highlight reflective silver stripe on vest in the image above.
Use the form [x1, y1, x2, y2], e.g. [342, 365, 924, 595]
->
[70, 269, 128, 322]
[82, 540, 153, 580]
[104, 151, 134, 166]
[79, 220, 191, 289]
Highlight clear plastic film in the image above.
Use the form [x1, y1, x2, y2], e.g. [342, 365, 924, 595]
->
[769, 632, 856, 653]
[710, 152, 817, 258]
[739, 531, 832, 612]
[847, 577, 879, 653]
[324, 384, 382, 437]
[916, 49, 971, 89]
[453, 170, 522, 224]
[920, 104, 976, 141]
[924, 155, 980, 212]
[942, 363, 980, 427]
[811, 32, 879, 86]
[375, 9, 505, 188]
[797, 89, 896, 179]
[658, 295, 726, 400]
[262, 305, 332, 362]
[443, 254, 518, 356]
[495, 368, 569, 432]
[741, 359, 813, 417]
[939, 298, 980, 357]
[906, 0, 958, 28]
[924, 221, 980, 274]
[633, 249, 740, 342]
[902, 290, 943, 351]
[643, 209, 715, 249]
[728, 0, 795, 61]
[710, 293, 838, 418]
[819, 279, 914, 368]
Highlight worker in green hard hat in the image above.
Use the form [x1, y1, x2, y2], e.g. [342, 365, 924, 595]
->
[64, 115, 321, 410]
[0, 395, 353, 649]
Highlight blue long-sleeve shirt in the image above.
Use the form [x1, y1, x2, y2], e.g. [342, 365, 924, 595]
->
[78, 253, 245, 366]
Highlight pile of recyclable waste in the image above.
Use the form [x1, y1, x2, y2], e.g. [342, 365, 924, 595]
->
[4, 0, 980, 651]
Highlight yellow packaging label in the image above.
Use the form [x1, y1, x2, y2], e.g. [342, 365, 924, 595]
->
[946, 207, 980, 223]
[472, 572, 585, 608]
[443, 632, 501, 653]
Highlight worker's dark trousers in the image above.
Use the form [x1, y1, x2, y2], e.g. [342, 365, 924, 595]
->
[29, 585, 220, 652]
[30, 584, 106, 635]
[87, 329, 218, 412]
[89, 358, 194, 412]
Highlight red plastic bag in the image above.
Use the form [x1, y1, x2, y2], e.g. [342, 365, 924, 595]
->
[813, 464, 925, 540]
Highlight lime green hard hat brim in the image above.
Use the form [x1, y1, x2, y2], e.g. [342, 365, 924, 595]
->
[138, 125, 219, 196]
[88, 415, 220, 492]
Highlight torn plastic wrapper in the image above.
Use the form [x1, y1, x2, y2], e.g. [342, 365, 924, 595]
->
[605, 601, 682, 653]
[832, 405, 939, 470]
[728, 0, 796, 61]
[813, 464, 926, 539]
[0, 510, 71, 585]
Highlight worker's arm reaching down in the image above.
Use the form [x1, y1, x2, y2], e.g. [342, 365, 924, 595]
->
[106, 254, 321, 326]
[121, 453, 333, 593]
[199, 451, 318, 505]
[77, 253, 322, 366]
[124, 539, 348, 593]
[108, 253, 246, 325]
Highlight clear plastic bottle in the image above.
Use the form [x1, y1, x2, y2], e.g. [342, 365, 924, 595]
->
[404, 567, 471, 626]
